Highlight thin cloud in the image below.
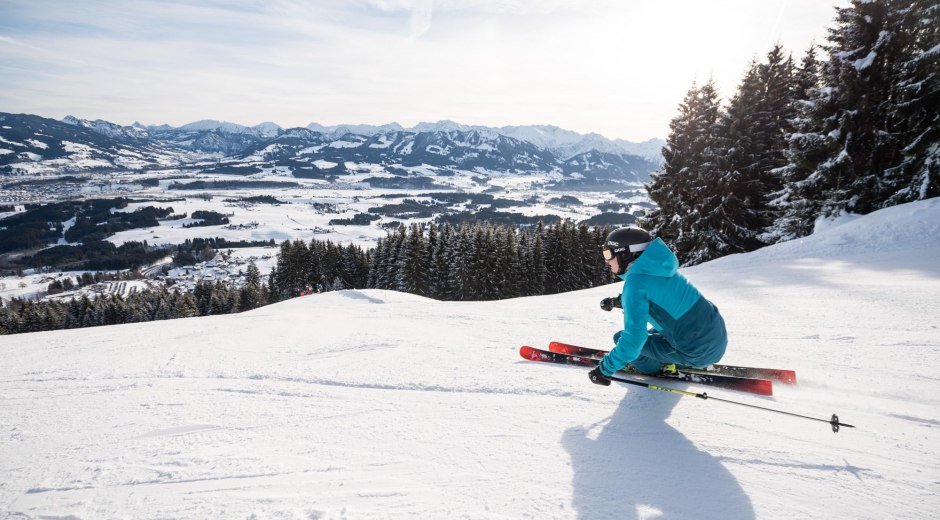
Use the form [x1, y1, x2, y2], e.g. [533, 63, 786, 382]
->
[409, 0, 434, 40]
[0, 34, 44, 51]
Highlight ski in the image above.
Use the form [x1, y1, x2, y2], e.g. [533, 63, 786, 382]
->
[549, 341, 797, 385]
[521, 345, 774, 396]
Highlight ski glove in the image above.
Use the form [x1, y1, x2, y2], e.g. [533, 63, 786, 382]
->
[588, 367, 611, 386]
[600, 295, 622, 312]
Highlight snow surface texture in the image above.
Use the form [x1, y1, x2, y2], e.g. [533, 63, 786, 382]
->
[1, 199, 939, 519]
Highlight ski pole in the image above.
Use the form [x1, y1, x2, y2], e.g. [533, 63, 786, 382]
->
[607, 374, 855, 433]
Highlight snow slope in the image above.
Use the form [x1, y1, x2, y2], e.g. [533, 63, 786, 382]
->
[2, 199, 939, 519]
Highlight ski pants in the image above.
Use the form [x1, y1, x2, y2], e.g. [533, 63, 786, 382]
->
[612, 330, 722, 375]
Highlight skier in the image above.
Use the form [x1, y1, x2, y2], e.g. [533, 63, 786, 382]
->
[588, 227, 728, 386]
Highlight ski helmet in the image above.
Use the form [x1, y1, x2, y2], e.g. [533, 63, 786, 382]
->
[600, 227, 652, 275]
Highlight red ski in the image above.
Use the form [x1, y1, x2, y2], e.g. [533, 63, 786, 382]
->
[520, 345, 774, 396]
[520, 345, 597, 367]
[549, 341, 797, 385]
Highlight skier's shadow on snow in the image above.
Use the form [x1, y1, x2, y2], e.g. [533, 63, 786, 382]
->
[563, 390, 755, 519]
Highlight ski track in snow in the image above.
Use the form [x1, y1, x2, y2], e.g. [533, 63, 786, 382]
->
[1, 199, 940, 519]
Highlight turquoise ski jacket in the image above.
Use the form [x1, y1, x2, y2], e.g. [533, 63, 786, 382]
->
[598, 238, 727, 376]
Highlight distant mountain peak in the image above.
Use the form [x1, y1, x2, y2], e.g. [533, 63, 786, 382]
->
[305, 122, 404, 137]
[409, 120, 471, 133]
[60, 115, 149, 140]
[177, 120, 251, 133]
[252, 122, 283, 138]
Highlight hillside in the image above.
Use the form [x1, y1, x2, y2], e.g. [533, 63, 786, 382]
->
[1, 199, 938, 519]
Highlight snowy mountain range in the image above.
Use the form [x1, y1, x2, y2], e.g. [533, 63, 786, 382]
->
[2, 198, 937, 518]
[298, 120, 663, 164]
[1, 113, 663, 184]
[299, 120, 665, 162]
[149, 118, 666, 164]
[0, 113, 199, 173]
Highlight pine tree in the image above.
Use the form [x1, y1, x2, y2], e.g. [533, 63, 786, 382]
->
[40, 305, 61, 330]
[23, 302, 41, 332]
[758, 44, 797, 187]
[274, 240, 294, 297]
[424, 224, 439, 297]
[209, 292, 226, 315]
[3, 301, 25, 334]
[397, 224, 430, 296]
[529, 225, 547, 296]
[884, 0, 940, 204]
[645, 79, 724, 265]
[292, 240, 314, 294]
[545, 222, 583, 293]
[644, 83, 702, 242]
[695, 62, 765, 262]
[448, 225, 472, 300]
[84, 302, 103, 328]
[266, 267, 279, 303]
[793, 42, 822, 99]
[194, 281, 213, 315]
[770, 44, 826, 241]
[479, 225, 502, 299]
[239, 261, 264, 311]
[226, 287, 240, 313]
[385, 226, 406, 292]
[319, 241, 342, 289]
[486, 225, 505, 299]
[176, 292, 199, 318]
[499, 226, 523, 299]
[367, 237, 387, 289]
[428, 224, 451, 299]
[839, 0, 910, 213]
[466, 225, 487, 299]
[338, 243, 367, 290]
[153, 293, 171, 320]
[691, 45, 798, 261]
[308, 239, 325, 288]
[65, 298, 82, 328]
[808, 1, 907, 215]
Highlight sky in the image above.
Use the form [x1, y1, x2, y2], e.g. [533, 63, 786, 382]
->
[0, 0, 848, 142]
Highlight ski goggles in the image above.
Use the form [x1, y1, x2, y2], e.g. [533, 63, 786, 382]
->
[600, 241, 650, 261]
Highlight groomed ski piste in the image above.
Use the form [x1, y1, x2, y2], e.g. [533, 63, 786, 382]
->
[2, 199, 938, 519]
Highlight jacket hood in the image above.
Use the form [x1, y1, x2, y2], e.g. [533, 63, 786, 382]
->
[619, 238, 678, 279]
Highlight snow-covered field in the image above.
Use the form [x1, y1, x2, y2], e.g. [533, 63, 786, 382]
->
[106, 192, 393, 250]
[1, 199, 938, 519]
[0, 272, 164, 304]
[0, 271, 87, 303]
[103, 177, 631, 250]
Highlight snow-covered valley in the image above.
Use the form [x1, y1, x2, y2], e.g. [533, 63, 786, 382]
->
[1, 199, 938, 519]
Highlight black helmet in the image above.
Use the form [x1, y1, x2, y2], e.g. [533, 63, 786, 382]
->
[601, 227, 652, 275]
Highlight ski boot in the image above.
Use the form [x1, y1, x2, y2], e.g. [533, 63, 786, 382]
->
[659, 363, 678, 376]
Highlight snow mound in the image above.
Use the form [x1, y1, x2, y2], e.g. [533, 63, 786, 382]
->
[695, 198, 940, 272]
[806, 198, 940, 253]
